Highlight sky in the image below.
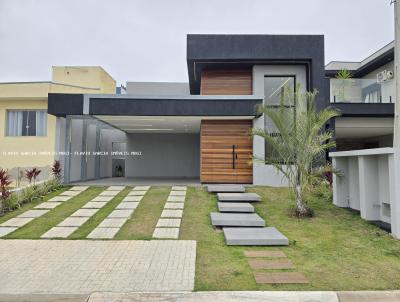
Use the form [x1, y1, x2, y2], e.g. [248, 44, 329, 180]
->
[0, 0, 395, 85]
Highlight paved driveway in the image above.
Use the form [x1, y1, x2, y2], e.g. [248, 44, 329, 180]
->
[0, 240, 196, 294]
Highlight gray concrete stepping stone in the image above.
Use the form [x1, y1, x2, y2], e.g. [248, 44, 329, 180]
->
[172, 186, 186, 191]
[123, 196, 143, 202]
[169, 191, 186, 196]
[1, 217, 34, 227]
[108, 209, 134, 218]
[35, 202, 61, 209]
[49, 196, 71, 202]
[99, 191, 119, 196]
[58, 216, 90, 227]
[156, 219, 181, 228]
[128, 190, 147, 196]
[92, 196, 113, 202]
[244, 250, 286, 258]
[153, 227, 179, 239]
[210, 213, 265, 227]
[0, 227, 17, 237]
[218, 202, 254, 213]
[116, 202, 139, 209]
[69, 186, 89, 191]
[248, 259, 294, 270]
[223, 227, 289, 246]
[18, 209, 49, 218]
[60, 190, 80, 196]
[217, 193, 261, 202]
[207, 184, 245, 193]
[41, 226, 79, 238]
[97, 218, 127, 228]
[82, 202, 107, 209]
[161, 209, 183, 218]
[253, 272, 308, 284]
[87, 227, 120, 239]
[107, 186, 125, 191]
[165, 202, 184, 209]
[71, 208, 99, 217]
[133, 186, 150, 190]
[167, 195, 185, 202]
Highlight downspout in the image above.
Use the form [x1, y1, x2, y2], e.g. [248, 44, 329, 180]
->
[395, 0, 400, 147]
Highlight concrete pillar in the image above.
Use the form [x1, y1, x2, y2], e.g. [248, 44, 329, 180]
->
[358, 156, 380, 221]
[389, 150, 400, 239]
[332, 157, 349, 207]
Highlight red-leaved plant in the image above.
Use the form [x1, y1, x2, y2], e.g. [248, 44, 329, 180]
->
[25, 168, 41, 185]
[51, 160, 62, 181]
[0, 169, 12, 200]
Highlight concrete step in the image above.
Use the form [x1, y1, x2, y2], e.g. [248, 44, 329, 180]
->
[223, 227, 289, 246]
[217, 193, 261, 202]
[210, 213, 265, 227]
[207, 184, 246, 193]
[218, 202, 254, 213]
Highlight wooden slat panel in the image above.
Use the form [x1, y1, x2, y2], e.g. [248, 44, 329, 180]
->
[200, 70, 252, 95]
[201, 120, 253, 184]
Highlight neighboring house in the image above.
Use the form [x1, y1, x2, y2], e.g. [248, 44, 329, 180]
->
[48, 34, 327, 185]
[0, 66, 116, 185]
[326, 41, 395, 151]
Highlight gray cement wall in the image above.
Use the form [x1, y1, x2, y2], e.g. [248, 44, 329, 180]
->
[126, 82, 190, 95]
[125, 133, 200, 178]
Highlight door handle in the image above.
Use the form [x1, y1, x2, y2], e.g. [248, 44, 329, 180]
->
[232, 145, 235, 169]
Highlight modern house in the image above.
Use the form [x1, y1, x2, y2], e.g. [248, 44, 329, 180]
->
[0, 66, 116, 185]
[47, 34, 327, 185]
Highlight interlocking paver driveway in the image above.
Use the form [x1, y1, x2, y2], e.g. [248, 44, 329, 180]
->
[0, 240, 196, 293]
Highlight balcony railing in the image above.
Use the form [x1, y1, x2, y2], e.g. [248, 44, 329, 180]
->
[330, 78, 395, 103]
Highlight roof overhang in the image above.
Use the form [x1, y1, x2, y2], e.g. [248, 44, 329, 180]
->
[48, 93, 263, 117]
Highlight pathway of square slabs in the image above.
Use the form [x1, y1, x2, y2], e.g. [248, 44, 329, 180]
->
[153, 186, 186, 239]
[41, 186, 124, 239]
[87, 186, 150, 239]
[0, 186, 89, 238]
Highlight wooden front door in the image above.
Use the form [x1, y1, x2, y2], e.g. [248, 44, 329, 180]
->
[200, 120, 253, 184]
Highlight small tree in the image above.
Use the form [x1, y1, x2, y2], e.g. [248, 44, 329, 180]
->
[0, 169, 12, 200]
[26, 167, 41, 186]
[252, 86, 340, 217]
[51, 160, 62, 181]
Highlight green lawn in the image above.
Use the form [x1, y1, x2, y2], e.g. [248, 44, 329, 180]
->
[180, 186, 400, 291]
[2, 185, 400, 291]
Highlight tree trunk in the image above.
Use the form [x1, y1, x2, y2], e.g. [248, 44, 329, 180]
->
[295, 169, 308, 216]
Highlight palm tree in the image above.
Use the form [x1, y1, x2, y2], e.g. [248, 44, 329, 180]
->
[252, 86, 340, 217]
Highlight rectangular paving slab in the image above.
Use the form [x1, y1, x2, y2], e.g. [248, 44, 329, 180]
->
[244, 250, 286, 258]
[248, 259, 294, 270]
[49, 196, 72, 202]
[253, 272, 308, 284]
[60, 190, 81, 196]
[161, 209, 183, 218]
[58, 217, 90, 227]
[92, 196, 113, 202]
[107, 186, 125, 191]
[165, 202, 184, 209]
[97, 218, 128, 228]
[1, 217, 34, 227]
[167, 195, 185, 202]
[156, 218, 181, 227]
[116, 202, 139, 209]
[41, 226, 79, 238]
[210, 213, 265, 227]
[172, 186, 187, 191]
[153, 227, 179, 239]
[207, 184, 245, 193]
[123, 195, 143, 202]
[71, 209, 99, 217]
[0, 227, 17, 237]
[108, 209, 134, 218]
[218, 202, 254, 213]
[169, 191, 186, 196]
[128, 190, 147, 196]
[99, 191, 119, 196]
[82, 202, 107, 209]
[35, 202, 61, 209]
[223, 227, 289, 246]
[69, 186, 89, 191]
[217, 193, 261, 202]
[18, 209, 49, 218]
[133, 186, 150, 190]
[87, 227, 120, 239]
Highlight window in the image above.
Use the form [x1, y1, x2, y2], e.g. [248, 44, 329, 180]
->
[6, 110, 47, 136]
[264, 76, 295, 106]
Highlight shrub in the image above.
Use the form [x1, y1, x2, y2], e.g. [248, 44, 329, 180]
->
[0, 169, 13, 214]
[25, 167, 41, 185]
[51, 160, 62, 181]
